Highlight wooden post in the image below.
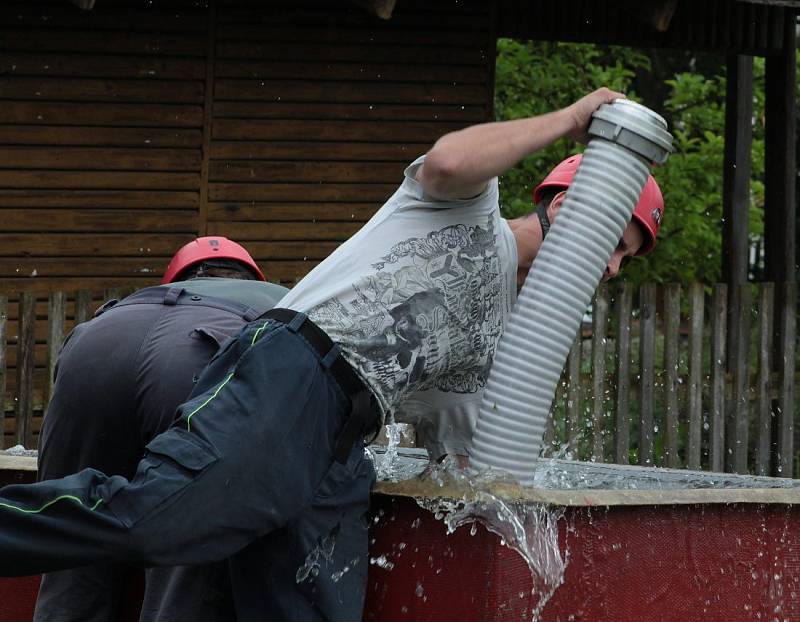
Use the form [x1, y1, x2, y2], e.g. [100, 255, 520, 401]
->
[663, 284, 681, 468]
[614, 282, 633, 465]
[566, 336, 582, 453]
[103, 288, 121, 304]
[15, 292, 36, 449]
[686, 283, 704, 470]
[590, 286, 609, 462]
[764, 9, 797, 368]
[727, 284, 751, 474]
[774, 282, 796, 477]
[638, 283, 657, 466]
[75, 289, 94, 326]
[0, 295, 6, 449]
[722, 54, 753, 374]
[764, 10, 797, 469]
[754, 283, 774, 475]
[45, 291, 66, 410]
[709, 284, 727, 472]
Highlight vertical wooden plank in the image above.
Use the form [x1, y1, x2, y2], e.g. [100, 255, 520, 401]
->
[566, 335, 582, 452]
[728, 284, 751, 474]
[541, 397, 557, 456]
[103, 288, 122, 304]
[0, 295, 6, 450]
[663, 283, 681, 468]
[686, 282, 704, 469]
[15, 292, 36, 449]
[590, 285, 609, 462]
[614, 282, 633, 465]
[764, 11, 797, 368]
[638, 283, 657, 466]
[721, 55, 753, 293]
[75, 289, 94, 325]
[775, 281, 796, 477]
[45, 291, 66, 410]
[710, 284, 728, 472]
[754, 282, 774, 475]
[548, 370, 568, 452]
[722, 54, 753, 380]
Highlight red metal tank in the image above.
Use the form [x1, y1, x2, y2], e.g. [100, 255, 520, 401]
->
[2, 453, 799, 621]
[364, 490, 800, 621]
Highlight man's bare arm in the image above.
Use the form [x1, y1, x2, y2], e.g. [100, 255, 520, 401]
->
[416, 88, 625, 200]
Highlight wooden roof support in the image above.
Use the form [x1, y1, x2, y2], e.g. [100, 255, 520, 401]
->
[763, 9, 797, 470]
[721, 54, 754, 372]
[68, 0, 96, 8]
[763, 9, 797, 341]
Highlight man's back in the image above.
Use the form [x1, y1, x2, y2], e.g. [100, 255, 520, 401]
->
[35, 280, 287, 622]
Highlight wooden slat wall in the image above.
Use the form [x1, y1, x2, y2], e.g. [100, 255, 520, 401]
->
[207, 0, 492, 284]
[0, 0, 209, 293]
[1, 0, 492, 293]
[0, 0, 495, 446]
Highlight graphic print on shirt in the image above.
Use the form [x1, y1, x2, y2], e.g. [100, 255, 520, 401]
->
[307, 215, 507, 411]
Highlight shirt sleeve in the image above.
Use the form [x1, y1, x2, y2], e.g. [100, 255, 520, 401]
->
[401, 155, 499, 209]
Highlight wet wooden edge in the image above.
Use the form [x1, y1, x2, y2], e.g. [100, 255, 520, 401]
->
[4, 454, 798, 507]
[0, 454, 37, 471]
[374, 477, 800, 507]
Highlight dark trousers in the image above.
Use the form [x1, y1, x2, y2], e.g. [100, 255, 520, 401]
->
[35, 288, 257, 622]
[0, 318, 376, 621]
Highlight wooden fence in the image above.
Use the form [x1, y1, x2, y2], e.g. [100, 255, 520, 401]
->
[2, 282, 798, 477]
[545, 281, 798, 478]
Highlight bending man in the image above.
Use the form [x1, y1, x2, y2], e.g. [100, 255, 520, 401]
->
[34, 237, 287, 622]
[0, 88, 664, 621]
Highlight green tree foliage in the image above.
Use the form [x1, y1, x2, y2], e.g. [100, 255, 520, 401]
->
[494, 40, 650, 219]
[495, 39, 771, 286]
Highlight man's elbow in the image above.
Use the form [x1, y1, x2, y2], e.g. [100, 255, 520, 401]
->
[418, 147, 464, 199]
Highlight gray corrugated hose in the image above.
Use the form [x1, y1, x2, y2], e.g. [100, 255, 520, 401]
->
[469, 100, 673, 485]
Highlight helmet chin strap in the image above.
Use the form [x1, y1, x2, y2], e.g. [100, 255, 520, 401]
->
[535, 202, 551, 241]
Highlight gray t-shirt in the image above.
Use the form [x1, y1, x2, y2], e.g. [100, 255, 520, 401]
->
[278, 156, 517, 457]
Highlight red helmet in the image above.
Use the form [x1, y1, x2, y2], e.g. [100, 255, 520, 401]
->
[533, 154, 664, 255]
[161, 236, 266, 284]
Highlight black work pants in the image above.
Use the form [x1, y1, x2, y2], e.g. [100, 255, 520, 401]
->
[1, 318, 376, 621]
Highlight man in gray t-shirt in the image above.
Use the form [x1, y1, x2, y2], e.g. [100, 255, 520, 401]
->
[0, 88, 665, 621]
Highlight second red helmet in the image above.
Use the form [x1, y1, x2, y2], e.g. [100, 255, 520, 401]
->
[161, 236, 266, 284]
[533, 154, 664, 255]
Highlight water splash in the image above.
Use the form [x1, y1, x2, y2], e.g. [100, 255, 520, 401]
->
[368, 422, 418, 481]
[415, 462, 567, 620]
[331, 556, 360, 583]
[296, 532, 336, 583]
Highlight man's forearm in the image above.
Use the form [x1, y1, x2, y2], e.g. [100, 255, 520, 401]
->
[421, 109, 574, 199]
[417, 87, 624, 200]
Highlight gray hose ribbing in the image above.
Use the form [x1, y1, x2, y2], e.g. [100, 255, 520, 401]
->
[469, 101, 672, 485]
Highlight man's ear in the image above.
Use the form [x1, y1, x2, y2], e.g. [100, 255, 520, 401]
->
[547, 190, 568, 223]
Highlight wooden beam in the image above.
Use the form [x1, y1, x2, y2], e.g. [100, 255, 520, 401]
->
[764, 8, 797, 364]
[68, 0, 96, 9]
[721, 54, 753, 372]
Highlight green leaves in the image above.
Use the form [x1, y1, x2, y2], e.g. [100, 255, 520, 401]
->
[495, 39, 650, 220]
[495, 40, 769, 286]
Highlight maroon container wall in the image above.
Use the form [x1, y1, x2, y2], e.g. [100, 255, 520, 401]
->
[1, 492, 799, 620]
[364, 496, 800, 622]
